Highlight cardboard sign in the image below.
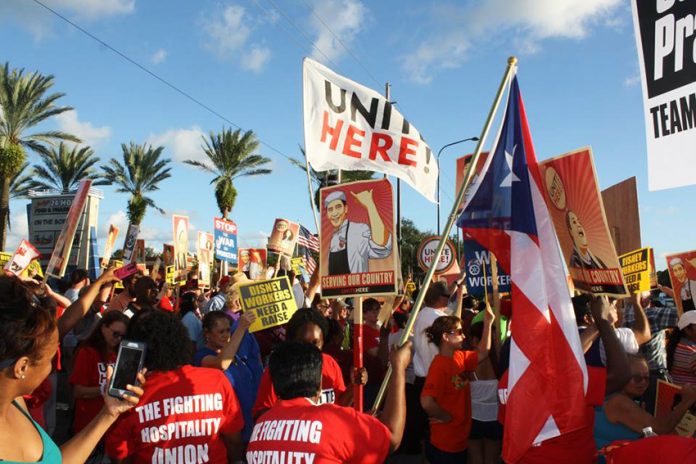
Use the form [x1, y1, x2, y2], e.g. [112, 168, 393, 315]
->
[238, 248, 267, 280]
[319, 179, 397, 297]
[101, 224, 120, 268]
[172, 215, 189, 276]
[121, 223, 140, 264]
[134, 239, 146, 264]
[455, 152, 489, 212]
[267, 218, 299, 256]
[165, 265, 175, 285]
[655, 380, 696, 437]
[463, 238, 511, 297]
[162, 244, 174, 268]
[665, 249, 696, 315]
[213, 217, 238, 264]
[619, 247, 652, 294]
[238, 276, 298, 333]
[539, 148, 628, 297]
[197, 231, 214, 288]
[417, 236, 456, 274]
[46, 180, 92, 277]
[303, 58, 438, 202]
[4, 240, 41, 276]
[631, 1, 696, 191]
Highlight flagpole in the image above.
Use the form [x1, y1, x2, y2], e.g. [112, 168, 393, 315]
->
[371, 56, 517, 415]
[304, 154, 321, 233]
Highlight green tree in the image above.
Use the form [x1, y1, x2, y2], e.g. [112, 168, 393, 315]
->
[289, 146, 374, 209]
[0, 63, 79, 248]
[184, 128, 271, 219]
[23, 142, 108, 194]
[101, 142, 172, 225]
[400, 218, 432, 282]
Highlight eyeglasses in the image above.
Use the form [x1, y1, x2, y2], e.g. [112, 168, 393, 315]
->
[630, 373, 649, 383]
[447, 328, 464, 336]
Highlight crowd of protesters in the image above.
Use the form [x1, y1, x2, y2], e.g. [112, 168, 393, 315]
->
[1, 259, 695, 464]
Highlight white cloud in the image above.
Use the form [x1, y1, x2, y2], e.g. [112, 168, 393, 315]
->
[146, 126, 206, 163]
[151, 48, 167, 65]
[55, 110, 111, 148]
[624, 74, 640, 87]
[402, 0, 623, 83]
[1, 0, 135, 40]
[238, 231, 269, 249]
[201, 3, 272, 72]
[242, 45, 271, 73]
[309, 0, 368, 63]
[5, 207, 29, 252]
[99, 210, 128, 236]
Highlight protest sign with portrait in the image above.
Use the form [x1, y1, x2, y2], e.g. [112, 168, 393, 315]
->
[267, 219, 299, 256]
[455, 152, 489, 212]
[121, 223, 140, 264]
[172, 215, 189, 277]
[238, 276, 298, 333]
[539, 148, 628, 297]
[197, 232, 214, 288]
[665, 249, 696, 315]
[319, 178, 396, 297]
[238, 248, 267, 280]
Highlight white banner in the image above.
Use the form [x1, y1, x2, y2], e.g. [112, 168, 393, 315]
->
[303, 58, 438, 202]
[631, 0, 696, 191]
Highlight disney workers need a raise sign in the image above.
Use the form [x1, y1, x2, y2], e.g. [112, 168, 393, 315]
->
[238, 276, 298, 333]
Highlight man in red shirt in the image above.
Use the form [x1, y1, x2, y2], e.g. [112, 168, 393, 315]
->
[253, 308, 365, 418]
[247, 340, 411, 463]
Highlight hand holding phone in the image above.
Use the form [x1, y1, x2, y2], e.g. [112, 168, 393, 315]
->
[108, 340, 146, 399]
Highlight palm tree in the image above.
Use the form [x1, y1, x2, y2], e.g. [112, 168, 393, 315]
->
[23, 142, 109, 194]
[0, 62, 79, 248]
[289, 146, 374, 209]
[184, 128, 271, 219]
[101, 142, 172, 225]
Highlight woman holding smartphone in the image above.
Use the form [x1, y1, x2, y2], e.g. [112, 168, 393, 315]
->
[70, 311, 130, 434]
[0, 274, 145, 464]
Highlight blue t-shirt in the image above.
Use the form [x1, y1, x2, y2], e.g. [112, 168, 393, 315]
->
[193, 320, 263, 442]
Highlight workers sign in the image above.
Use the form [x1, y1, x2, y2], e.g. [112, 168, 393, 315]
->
[239, 276, 298, 333]
[303, 57, 438, 202]
[619, 247, 653, 294]
[214, 217, 238, 264]
[631, 1, 696, 191]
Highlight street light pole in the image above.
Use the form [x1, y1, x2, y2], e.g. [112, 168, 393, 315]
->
[436, 137, 479, 234]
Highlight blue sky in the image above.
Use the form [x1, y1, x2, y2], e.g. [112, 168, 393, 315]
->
[2, 0, 693, 270]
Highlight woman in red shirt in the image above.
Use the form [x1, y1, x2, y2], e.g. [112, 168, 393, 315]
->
[70, 311, 130, 434]
[421, 308, 493, 463]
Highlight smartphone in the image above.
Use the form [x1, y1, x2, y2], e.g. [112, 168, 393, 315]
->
[108, 340, 146, 399]
[114, 263, 139, 280]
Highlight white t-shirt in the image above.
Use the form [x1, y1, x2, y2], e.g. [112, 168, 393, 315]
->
[413, 306, 447, 377]
[599, 327, 639, 366]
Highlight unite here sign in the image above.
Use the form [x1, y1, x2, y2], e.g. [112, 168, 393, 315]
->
[303, 57, 438, 202]
[631, 0, 696, 191]
[214, 218, 238, 264]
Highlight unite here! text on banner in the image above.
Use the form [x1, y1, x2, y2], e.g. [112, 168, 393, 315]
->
[631, 0, 696, 191]
[303, 57, 438, 202]
[214, 217, 238, 264]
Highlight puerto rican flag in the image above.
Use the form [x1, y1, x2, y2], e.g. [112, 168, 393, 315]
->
[459, 76, 589, 462]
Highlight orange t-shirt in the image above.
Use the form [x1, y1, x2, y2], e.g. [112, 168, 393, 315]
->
[421, 350, 478, 453]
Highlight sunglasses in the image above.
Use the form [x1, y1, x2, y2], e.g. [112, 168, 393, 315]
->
[630, 373, 649, 383]
[448, 328, 464, 336]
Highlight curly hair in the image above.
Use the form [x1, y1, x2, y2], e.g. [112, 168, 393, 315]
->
[269, 341, 323, 400]
[126, 310, 193, 371]
[425, 315, 461, 348]
[0, 276, 56, 365]
[201, 311, 232, 332]
[286, 308, 329, 342]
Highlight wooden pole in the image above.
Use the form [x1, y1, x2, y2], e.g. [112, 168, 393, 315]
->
[353, 296, 364, 412]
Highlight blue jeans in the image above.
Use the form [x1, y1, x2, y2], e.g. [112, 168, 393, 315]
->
[425, 441, 467, 464]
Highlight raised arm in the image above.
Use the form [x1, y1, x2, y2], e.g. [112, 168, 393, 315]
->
[200, 312, 256, 370]
[628, 294, 651, 345]
[380, 341, 411, 452]
[477, 302, 495, 362]
[590, 296, 630, 395]
[58, 268, 119, 339]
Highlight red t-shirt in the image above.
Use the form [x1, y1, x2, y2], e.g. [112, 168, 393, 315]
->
[105, 365, 243, 463]
[363, 325, 380, 352]
[69, 346, 116, 433]
[422, 350, 478, 452]
[604, 435, 696, 463]
[246, 397, 391, 464]
[252, 353, 346, 418]
[497, 366, 606, 464]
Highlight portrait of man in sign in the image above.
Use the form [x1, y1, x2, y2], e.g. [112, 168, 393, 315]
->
[324, 188, 392, 275]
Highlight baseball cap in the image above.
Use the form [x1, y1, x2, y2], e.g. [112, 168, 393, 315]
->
[677, 311, 696, 330]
